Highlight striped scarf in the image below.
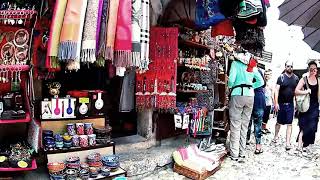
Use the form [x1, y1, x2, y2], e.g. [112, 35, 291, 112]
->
[140, 0, 150, 72]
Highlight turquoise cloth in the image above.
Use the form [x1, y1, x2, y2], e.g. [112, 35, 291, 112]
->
[228, 60, 264, 96]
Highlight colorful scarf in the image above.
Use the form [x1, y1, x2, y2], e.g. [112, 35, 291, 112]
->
[114, 0, 132, 67]
[105, 0, 120, 61]
[80, 0, 102, 63]
[97, 0, 109, 60]
[131, 0, 142, 68]
[58, 0, 88, 71]
[46, 0, 67, 70]
[140, 0, 150, 72]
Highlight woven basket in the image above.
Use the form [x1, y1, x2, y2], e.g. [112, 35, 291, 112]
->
[173, 163, 220, 180]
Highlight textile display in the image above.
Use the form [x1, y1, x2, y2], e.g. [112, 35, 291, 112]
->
[58, 0, 88, 71]
[105, 0, 120, 61]
[211, 20, 234, 37]
[46, 0, 67, 70]
[80, 0, 102, 63]
[140, 0, 150, 72]
[97, 0, 109, 60]
[136, 27, 178, 110]
[114, 0, 133, 67]
[195, 0, 225, 29]
[131, 0, 142, 68]
[119, 69, 136, 112]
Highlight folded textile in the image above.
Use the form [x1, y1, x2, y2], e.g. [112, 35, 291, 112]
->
[46, 0, 67, 70]
[140, 0, 150, 72]
[58, 0, 88, 71]
[81, 0, 102, 63]
[211, 20, 234, 37]
[132, 0, 142, 68]
[105, 0, 120, 61]
[114, 0, 132, 67]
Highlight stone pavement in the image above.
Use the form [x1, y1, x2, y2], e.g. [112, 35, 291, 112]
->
[137, 118, 320, 180]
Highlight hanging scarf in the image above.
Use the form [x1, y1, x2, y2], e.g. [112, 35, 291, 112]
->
[97, 0, 109, 60]
[140, 0, 150, 72]
[58, 0, 88, 71]
[96, 0, 104, 50]
[131, 0, 142, 68]
[80, 0, 102, 63]
[46, 0, 67, 71]
[195, 0, 226, 29]
[114, 0, 132, 67]
[105, 0, 120, 61]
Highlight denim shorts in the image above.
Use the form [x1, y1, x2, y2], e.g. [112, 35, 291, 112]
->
[277, 103, 294, 125]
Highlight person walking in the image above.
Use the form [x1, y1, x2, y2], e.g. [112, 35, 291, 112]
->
[262, 69, 273, 134]
[295, 61, 319, 151]
[273, 60, 299, 150]
[228, 56, 264, 161]
[246, 68, 266, 154]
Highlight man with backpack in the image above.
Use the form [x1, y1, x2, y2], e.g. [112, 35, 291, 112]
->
[273, 60, 299, 150]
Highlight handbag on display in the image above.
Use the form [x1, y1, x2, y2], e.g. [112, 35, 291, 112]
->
[296, 77, 310, 113]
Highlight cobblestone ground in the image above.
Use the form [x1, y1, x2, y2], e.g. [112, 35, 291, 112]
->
[140, 118, 320, 180]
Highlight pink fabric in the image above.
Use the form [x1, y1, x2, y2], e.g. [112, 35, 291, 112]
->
[191, 145, 215, 163]
[114, 0, 132, 51]
[178, 148, 189, 160]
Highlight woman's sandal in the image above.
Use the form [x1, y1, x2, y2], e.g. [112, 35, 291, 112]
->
[254, 149, 264, 154]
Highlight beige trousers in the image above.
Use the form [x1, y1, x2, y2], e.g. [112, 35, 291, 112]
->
[229, 95, 254, 157]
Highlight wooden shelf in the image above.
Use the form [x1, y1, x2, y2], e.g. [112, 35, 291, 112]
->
[212, 127, 225, 131]
[215, 81, 226, 85]
[41, 115, 105, 122]
[0, 65, 30, 71]
[90, 167, 126, 180]
[44, 142, 115, 154]
[214, 106, 227, 112]
[177, 90, 209, 93]
[0, 159, 37, 172]
[179, 39, 211, 50]
[0, 112, 31, 124]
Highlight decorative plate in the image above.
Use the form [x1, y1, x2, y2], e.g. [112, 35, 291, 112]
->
[13, 29, 29, 47]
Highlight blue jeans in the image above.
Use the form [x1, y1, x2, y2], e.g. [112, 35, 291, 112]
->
[247, 108, 264, 144]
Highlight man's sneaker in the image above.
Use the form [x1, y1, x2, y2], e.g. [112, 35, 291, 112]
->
[229, 155, 238, 161]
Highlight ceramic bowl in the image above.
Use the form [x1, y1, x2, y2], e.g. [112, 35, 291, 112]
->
[43, 130, 54, 137]
[66, 156, 80, 163]
[63, 135, 72, 141]
[47, 162, 66, 173]
[101, 166, 111, 176]
[102, 155, 119, 164]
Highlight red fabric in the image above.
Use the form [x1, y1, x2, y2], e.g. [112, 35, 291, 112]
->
[245, 18, 258, 25]
[247, 58, 257, 72]
[136, 27, 178, 110]
[211, 20, 234, 37]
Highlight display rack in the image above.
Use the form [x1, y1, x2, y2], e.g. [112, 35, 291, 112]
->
[0, 8, 38, 171]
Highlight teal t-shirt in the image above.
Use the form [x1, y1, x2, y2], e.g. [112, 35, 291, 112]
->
[228, 60, 264, 96]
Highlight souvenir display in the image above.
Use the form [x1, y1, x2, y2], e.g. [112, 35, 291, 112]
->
[48, 152, 121, 179]
[43, 120, 108, 151]
[0, 142, 34, 169]
[0, 91, 26, 120]
[41, 96, 76, 119]
[136, 27, 178, 110]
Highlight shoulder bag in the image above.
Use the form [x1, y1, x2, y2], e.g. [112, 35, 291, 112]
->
[296, 77, 310, 113]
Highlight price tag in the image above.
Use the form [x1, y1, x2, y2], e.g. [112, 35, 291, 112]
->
[79, 97, 89, 104]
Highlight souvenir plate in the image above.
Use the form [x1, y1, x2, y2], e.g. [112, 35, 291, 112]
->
[14, 29, 29, 47]
[1, 42, 15, 62]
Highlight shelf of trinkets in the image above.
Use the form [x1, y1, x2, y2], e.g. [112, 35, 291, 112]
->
[47, 153, 126, 180]
[0, 142, 37, 171]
